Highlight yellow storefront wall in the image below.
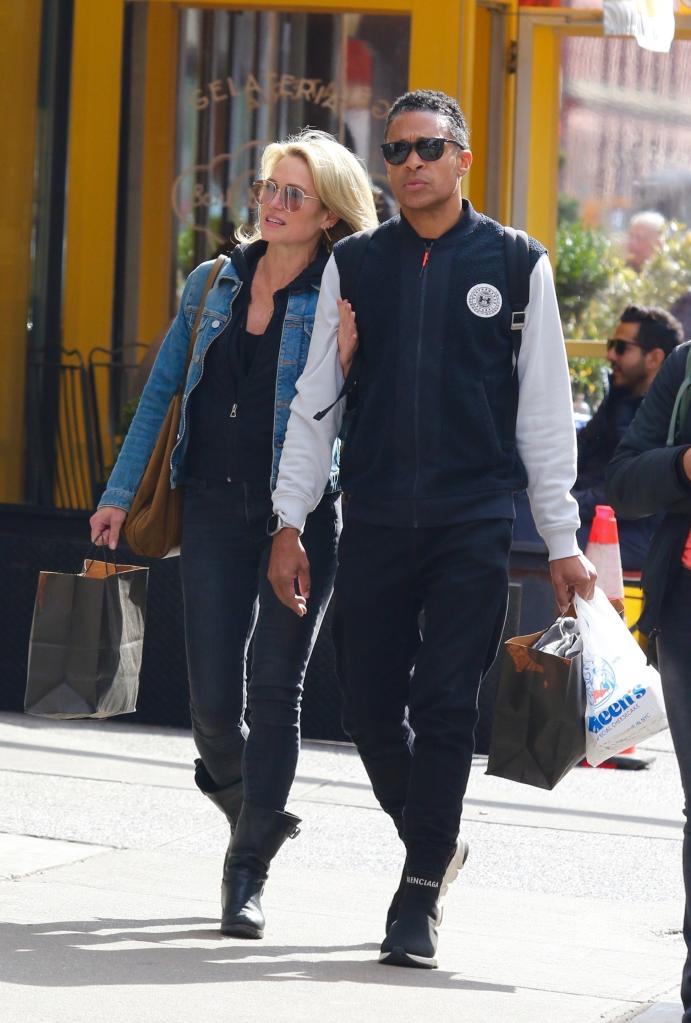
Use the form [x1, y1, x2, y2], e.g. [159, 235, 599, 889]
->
[0, 2, 43, 503]
[62, 0, 125, 464]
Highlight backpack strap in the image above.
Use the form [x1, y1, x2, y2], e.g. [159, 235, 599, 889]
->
[314, 229, 375, 422]
[666, 345, 691, 446]
[503, 226, 531, 370]
[334, 228, 376, 305]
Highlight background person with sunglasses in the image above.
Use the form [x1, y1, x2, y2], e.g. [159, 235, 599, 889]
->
[574, 305, 684, 569]
[90, 129, 378, 939]
[268, 89, 596, 970]
[606, 337, 691, 1023]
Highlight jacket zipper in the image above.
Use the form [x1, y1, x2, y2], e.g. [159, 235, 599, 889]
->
[412, 242, 433, 526]
[170, 282, 243, 477]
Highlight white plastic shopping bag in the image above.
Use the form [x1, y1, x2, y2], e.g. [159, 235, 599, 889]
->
[574, 588, 667, 766]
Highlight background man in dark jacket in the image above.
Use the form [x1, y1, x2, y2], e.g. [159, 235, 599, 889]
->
[607, 341, 691, 1022]
[575, 305, 683, 569]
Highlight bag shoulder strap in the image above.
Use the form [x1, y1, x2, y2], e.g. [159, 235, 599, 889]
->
[503, 226, 531, 368]
[182, 255, 227, 384]
[666, 344, 691, 446]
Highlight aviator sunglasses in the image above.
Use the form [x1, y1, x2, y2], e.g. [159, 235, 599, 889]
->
[251, 178, 320, 213]
[606, 339, 645, 356]
[380, 136, 464, 166]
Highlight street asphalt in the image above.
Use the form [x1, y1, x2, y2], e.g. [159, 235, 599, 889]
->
[0, 709, 686, 1023]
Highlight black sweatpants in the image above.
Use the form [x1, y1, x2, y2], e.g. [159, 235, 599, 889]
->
[332, 515, 512, 878]
[657, 568, 691, 1022]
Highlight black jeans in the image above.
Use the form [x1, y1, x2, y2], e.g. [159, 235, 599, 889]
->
[180, 481, 340, 811]
[657, 568, 691, 1021]
[332, 515, 512, 878]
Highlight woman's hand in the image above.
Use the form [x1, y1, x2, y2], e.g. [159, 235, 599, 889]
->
[90, 506, 127, 550]
[337, 298, 358, 377]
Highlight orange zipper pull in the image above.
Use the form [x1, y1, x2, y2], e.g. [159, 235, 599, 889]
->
[419, 242, 432, 277]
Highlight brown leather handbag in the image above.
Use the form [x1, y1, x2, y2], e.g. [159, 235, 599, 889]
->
[124, 256, 226, 558]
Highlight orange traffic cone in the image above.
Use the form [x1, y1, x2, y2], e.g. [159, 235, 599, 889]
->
[579, 506, 651, 770]
[585, 504, 624, 600]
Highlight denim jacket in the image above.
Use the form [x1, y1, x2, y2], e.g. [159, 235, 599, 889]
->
[99, 252, 339, 512]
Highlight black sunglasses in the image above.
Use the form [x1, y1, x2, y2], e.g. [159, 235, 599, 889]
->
[380, 136, 463, 166]
[251, 178, 320, 213]
[606, 339, 645, 356]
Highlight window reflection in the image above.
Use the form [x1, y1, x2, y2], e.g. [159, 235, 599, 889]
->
[173, 9, 410, 290]
[557, 35, 691, 348]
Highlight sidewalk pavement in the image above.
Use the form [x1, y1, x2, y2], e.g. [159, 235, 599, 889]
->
[0, 710, 686, 1023]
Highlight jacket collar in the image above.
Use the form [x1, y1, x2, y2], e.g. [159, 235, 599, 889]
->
[216, 239, 327, 293]
[398, 198, 482, 246]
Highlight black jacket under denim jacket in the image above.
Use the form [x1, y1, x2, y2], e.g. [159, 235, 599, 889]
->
[606, 341, 691, 634]
[337, 205, 546, 528]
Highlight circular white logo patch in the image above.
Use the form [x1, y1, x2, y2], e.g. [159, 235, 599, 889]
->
[467, 283, 502, 318]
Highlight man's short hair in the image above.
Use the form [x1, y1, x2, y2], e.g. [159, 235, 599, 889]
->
[619, 305, 684, 356]
[385, 90, 470, 149]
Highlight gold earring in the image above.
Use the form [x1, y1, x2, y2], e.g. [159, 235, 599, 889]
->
[323, 226, 333, 250]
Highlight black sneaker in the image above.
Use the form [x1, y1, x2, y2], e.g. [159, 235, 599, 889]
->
[385, 838, 469, 933]
[379, 874, 442, 969]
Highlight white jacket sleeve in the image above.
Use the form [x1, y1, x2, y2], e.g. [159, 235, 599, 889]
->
[515, 253, 581, 560]
[272, 254, 345, 531]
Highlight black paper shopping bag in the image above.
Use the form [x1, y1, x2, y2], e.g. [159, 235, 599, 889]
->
[485, 619, 585, 790]
[25, 556, 148, 719]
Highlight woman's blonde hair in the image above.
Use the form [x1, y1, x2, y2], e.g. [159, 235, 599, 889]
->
[244, 128, 378, 246]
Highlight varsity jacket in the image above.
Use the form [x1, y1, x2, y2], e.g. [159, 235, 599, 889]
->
[272, 202, 580, 560]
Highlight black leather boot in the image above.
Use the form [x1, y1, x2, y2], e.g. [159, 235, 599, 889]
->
[385, 838, 469, 932]
[379, 872, 443, 969]
[221, 802, 301, 939]
[194, 759, 244, 833]
[194, 759, 244, 903]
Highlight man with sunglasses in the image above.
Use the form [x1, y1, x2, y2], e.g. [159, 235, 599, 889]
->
[574, 305, 683, 568]
[268, 89, 596, 969]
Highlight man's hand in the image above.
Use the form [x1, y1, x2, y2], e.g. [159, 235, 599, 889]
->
[268, 528, 311, 617]
[90, 506, 127, 550]
[549, 553, 597, 612]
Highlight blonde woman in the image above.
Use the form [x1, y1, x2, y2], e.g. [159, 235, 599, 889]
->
[90, 130, 377, 938]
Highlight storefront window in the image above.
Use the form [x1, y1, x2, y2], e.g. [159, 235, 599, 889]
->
[172, 8, 410, 291]
[556, 34, 691, 407]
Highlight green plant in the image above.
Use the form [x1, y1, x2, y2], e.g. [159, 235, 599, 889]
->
[583, 224, 691, 339]
[557, 221, 691, 340]
[568, 356, 607, 410]
[557, 220, 691, 408]
[556, 222, 614, 337]
[557, 193, 579, 226]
